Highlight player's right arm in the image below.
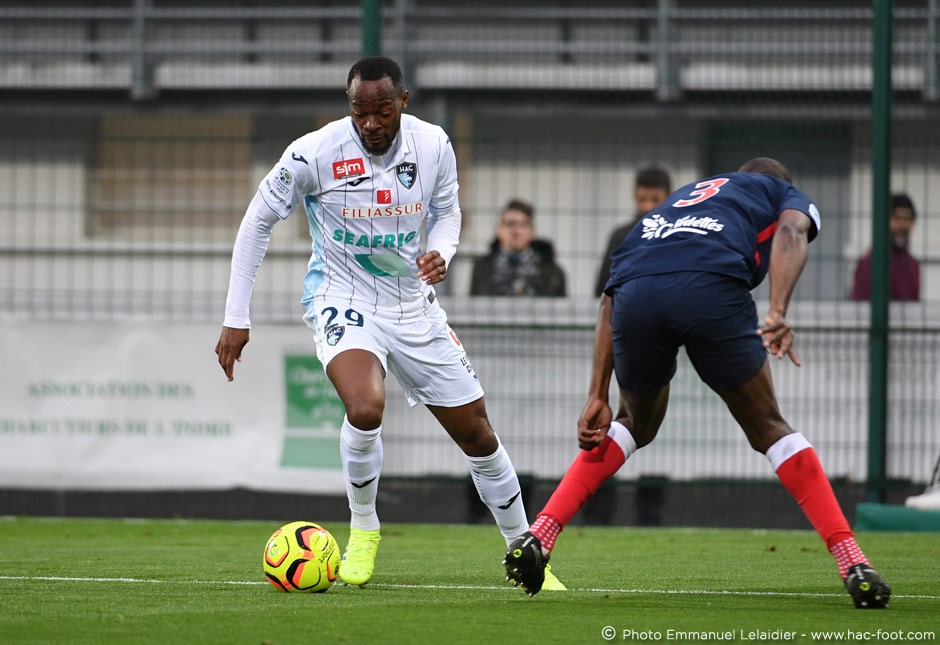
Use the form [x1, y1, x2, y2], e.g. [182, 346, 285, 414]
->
[216, 139, 317, 381]
[215, 192, 281, 381]
[578, 293, 616, 450]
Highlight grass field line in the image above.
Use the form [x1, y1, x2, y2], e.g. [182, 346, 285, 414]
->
[1, 575, 936, 600]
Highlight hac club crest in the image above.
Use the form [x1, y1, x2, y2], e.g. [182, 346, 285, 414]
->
[396, 162, 417, 189]
[325, 325, 345, 346]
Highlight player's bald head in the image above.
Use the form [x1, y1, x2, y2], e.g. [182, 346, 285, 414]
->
[738, 157, 792, 184]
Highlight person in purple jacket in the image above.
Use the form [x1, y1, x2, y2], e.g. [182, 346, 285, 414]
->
[504, 158, 891, 610]
[851, 193, 920, 301]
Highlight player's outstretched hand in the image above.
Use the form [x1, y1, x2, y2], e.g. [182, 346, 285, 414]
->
[757, 311, 801, 366]
[417, 250, 447, 285]
[577, 396, 612, 451]
[215, 326, 250, 382]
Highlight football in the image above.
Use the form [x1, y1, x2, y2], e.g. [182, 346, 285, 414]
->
[263, 521, 341, 592]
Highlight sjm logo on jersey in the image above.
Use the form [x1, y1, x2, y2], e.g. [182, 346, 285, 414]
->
[333, 158, 365, 179]
[396, 162, 416, 189]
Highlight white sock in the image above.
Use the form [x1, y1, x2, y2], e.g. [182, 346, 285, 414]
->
[340, 416, 383, 531]
[607, 421, 638, 459]
[765, 432, 812, 472]
[465, 437, 529, 544]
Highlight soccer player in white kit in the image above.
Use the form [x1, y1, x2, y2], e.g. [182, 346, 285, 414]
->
[215, 56, 564, 590]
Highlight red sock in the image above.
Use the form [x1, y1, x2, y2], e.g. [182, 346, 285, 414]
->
[775, 447, 865, 574]
[529, 514, 562, 554]
[540, 435, 626, 530]
[829, 536, 871, 579]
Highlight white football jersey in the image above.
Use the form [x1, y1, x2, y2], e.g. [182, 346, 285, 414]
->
[257, 114, 461, 318]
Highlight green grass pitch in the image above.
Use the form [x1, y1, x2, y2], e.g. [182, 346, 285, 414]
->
[0, 517, 936, 644]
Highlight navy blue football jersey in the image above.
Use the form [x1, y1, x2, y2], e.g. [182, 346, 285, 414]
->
[607, 172, 820, 291]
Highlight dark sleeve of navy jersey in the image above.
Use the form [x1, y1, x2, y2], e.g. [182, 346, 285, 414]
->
[605, 172, 819, 292]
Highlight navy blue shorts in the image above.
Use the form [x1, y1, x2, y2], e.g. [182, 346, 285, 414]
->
[609, 272, 766, 391]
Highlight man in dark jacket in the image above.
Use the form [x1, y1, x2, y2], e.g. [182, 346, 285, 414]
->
[470, 198, 567, 297]
[594, 167, 672, 296]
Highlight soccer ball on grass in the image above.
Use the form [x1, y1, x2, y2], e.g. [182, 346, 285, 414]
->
[263, 521, 341, 592]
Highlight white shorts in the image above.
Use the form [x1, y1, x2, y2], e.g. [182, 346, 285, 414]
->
[303, 298, 484, 408]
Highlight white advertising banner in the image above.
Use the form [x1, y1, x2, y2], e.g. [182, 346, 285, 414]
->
[0, 321, 346, 493]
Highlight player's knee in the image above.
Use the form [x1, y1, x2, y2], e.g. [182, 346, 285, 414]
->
[344, 401, 384, 432]
[455, 419, 497, 457]
[341, 417, 382, 451]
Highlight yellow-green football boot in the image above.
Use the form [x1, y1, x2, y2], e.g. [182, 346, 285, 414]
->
[541, 563, 567, 591]
[340, 528, 381, 587]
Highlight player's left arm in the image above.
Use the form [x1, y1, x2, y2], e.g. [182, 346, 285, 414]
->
[759, 208, 811, 365]
[420, 207, 459, 285]
[420, 135, 462, 285]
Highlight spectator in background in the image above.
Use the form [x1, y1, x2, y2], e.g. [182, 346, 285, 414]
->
[470, 198, 567, 297]
[850, 193, 920, 301]
[595, 167, 673, 296]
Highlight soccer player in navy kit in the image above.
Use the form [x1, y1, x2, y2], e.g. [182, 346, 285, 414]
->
[504, 158, 890, 608]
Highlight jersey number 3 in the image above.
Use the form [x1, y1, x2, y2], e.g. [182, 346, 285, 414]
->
[673, 178, 729, 208]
